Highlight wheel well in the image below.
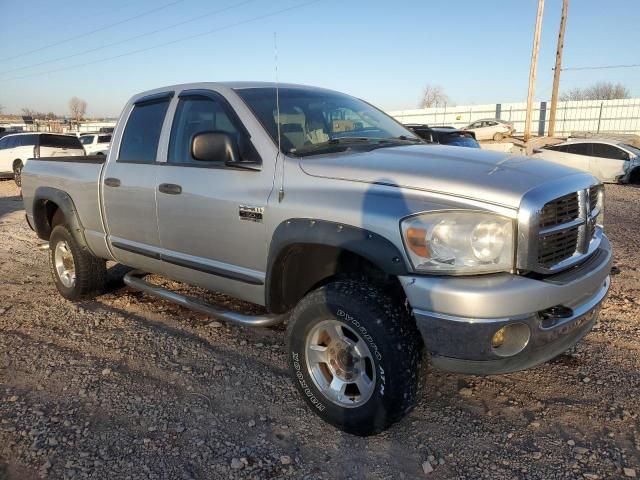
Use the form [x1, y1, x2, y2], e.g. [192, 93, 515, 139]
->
[629, 167, 640, 184]
[34, 199, 64, 240]
[267, 243, 406, 313]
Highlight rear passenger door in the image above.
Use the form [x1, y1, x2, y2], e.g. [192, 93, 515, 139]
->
[102, 92, 172, 270]
[154, 89, 273, 302]
[559, 143, 591, 173]
[589, 143, 629, 182]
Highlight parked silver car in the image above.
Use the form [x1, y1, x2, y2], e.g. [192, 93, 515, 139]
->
[464, 118, 515, 141]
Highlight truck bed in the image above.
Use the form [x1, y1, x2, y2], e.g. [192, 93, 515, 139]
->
[21, 155, 107, 245]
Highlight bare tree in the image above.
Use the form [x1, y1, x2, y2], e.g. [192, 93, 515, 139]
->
[419, 85, 450, 108]
[560, 81, 630, 101]
[69, 97, 87, 123]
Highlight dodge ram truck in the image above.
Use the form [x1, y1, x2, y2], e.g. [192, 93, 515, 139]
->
[21, 82, 612, 436]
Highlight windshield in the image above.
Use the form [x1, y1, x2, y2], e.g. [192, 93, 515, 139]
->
[235, 87, 420, 157]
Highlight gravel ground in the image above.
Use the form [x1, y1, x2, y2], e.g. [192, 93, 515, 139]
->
[0, 179, 638, 480]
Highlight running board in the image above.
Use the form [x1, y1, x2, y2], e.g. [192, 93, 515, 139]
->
[123, 270, 286, 327]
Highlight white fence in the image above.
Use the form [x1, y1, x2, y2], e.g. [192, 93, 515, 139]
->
[388, 98, 640, 137]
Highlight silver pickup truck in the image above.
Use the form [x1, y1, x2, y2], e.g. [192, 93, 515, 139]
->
[21, 82, 612, 436]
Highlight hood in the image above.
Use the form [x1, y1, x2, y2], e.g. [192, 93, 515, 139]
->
[299, 144, 590, 209]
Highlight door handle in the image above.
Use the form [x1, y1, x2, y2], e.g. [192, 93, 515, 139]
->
[158, 183, 182, 195]
[104, 177, 121, 187]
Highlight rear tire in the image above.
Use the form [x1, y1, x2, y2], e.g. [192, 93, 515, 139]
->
[49, 225, 106, 300]
[13, 160, 23, 187]
[286, 280, 423, 436]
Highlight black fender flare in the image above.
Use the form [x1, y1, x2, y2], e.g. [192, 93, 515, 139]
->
[32, 186, 89, 249]
[265, 218, 409, 311]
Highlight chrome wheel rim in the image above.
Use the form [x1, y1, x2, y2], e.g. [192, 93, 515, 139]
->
[54, 240, 76, 288]
[305, 320, 376, 408]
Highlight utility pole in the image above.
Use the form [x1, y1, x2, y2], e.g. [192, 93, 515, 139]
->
[524, 0, 545, 143]
[548, 0, 569, 138]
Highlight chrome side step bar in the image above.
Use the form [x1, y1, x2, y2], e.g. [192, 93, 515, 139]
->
[123, 270, 286, 327]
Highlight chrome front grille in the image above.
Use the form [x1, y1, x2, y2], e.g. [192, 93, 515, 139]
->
[538, 225, 580, 267]
[539, 192, 580, 228]
[538, 192, 582, 267]
[517, 178, 603, 274]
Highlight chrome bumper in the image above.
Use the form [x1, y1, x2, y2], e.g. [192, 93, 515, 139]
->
[400, 235, 612, 375]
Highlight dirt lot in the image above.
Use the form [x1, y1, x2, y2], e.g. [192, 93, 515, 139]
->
[0, 179, 638, 480]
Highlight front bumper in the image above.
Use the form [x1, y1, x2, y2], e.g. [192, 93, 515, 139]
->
[400, 235, 612, 375]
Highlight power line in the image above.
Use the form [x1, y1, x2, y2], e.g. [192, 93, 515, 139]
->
[0, 0, 256, 75]
[0, 0, 185, 63]
[561, 63, 640, 71]
[0, 0, 321, 84]
[0, 0, 259, 76]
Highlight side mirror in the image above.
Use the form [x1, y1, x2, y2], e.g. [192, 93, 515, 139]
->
[191, 131, 240, 164]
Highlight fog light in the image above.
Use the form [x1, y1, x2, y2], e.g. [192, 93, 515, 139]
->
[492, 327, 506, 348]
[491, 323, 531, 357]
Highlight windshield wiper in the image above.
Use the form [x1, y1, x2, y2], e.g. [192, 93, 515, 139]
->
[292, 136, 422, 157]
[380, 135, 423, 143]
[291, 137, 374, 156]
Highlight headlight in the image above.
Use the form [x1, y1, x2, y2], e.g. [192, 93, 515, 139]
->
[594, 185, 605, 228]
[401, 211, 515, 274]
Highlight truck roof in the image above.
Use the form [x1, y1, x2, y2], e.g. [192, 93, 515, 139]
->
[129, 82, 341, 104]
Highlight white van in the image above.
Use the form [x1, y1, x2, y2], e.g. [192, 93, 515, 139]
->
[0, 133, 85, 185]
[79, 133, 111, 155]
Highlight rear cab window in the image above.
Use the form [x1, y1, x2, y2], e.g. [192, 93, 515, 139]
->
[118, 94, 172, 163]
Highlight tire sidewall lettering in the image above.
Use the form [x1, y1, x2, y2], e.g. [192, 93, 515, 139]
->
[334, 308, 386, 397]
[291, 351, 326, 412]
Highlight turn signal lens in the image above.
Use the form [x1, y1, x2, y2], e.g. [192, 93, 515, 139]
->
[406, 227, 429, 257]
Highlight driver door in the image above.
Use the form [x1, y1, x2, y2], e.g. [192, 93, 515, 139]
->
[154, 89, 274, 303]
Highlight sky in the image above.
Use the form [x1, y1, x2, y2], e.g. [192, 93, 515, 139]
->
[0, 0, 638, 118]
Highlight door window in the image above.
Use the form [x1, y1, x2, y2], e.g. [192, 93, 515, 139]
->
[119, 99, 170, 163]
[0, 138, 7, 149]
[18, 134, 38, 146]
[591, 143, 629, 160]
[6, 136, 18, 149]
[98, 135, 111, 143]
[565, 143, 591, 156]
[40, 134, 83, 149]
[168, 96, 240, 164]
[80, 136, 94, 145]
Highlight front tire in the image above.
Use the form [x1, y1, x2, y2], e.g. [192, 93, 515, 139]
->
[493, 132, 504, 142]
[13, 160, 23, 187]
[49, 225, 107, 300]
[286, 280, 423, 436]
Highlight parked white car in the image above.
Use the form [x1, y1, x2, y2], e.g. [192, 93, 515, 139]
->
[79, 133, 111, 156]
[0, 133, 85, 186]
[533, 139, 640, 184]
[464, 119, 514, 141]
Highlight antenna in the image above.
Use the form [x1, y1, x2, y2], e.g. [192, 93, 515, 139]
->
[274, 32, 281, 157]
[274, 31, 285, 202]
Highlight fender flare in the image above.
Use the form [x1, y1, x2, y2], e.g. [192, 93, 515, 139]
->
[266, 218, 409, 310]
[32, 186, 89, 249]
